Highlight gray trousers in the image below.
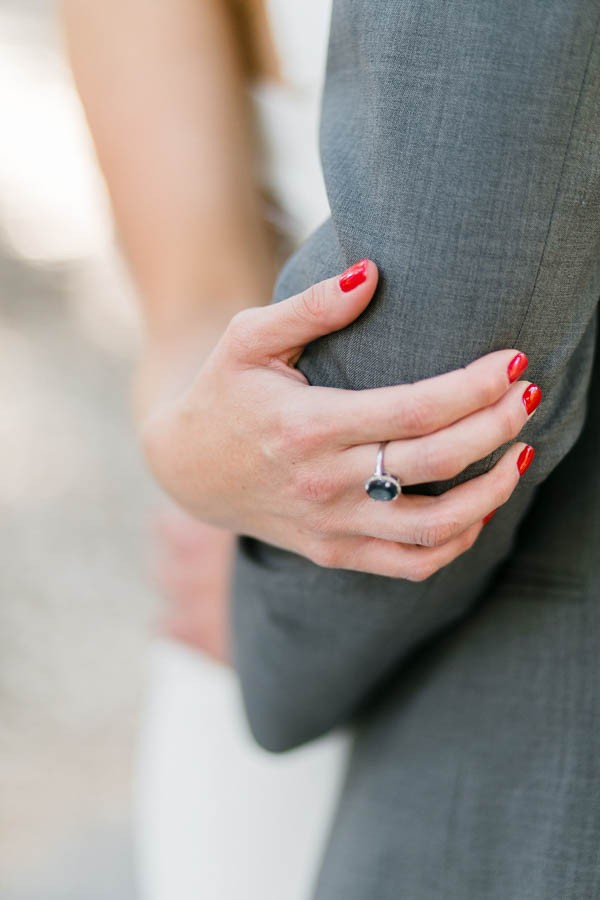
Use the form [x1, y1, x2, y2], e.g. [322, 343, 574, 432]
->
[231, 1, 600, 895]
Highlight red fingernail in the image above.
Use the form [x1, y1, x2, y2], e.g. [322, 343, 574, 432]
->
[517, 445, 535, 476]
[339, 259, 368, 293]
[482, 509, 498, 525]
[522, 383, 542, 415]
[507, 352, 528, 383]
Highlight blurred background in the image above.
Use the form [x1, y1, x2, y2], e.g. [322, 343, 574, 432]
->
[0, 1, 157, 896]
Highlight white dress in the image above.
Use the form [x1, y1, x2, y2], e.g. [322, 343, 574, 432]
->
[134, 4, 351, 899]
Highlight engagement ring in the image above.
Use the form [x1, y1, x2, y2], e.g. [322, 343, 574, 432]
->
[364, 442, 402, 501]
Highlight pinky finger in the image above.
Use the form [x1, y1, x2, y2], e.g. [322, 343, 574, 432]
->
[351, 520, 483, 580]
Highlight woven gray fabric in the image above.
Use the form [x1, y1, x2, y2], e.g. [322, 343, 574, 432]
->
[231, 1, 600, 894]
[314, 328, 600, 898]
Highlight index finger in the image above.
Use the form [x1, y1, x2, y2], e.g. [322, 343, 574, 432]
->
[310, 348, 529, 445]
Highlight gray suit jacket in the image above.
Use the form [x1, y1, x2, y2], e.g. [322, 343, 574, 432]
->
[232, 1, 600, 895]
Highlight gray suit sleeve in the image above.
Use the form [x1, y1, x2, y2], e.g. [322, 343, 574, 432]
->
[230, 0, 600, 751]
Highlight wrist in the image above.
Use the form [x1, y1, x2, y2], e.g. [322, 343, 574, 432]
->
[133, 290, 268, 424]
[133, 326, 222, 427]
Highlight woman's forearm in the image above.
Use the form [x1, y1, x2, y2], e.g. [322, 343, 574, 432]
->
[61, 0, 275, 378]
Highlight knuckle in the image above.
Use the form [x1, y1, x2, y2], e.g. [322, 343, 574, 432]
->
[296, 283, 327, 322]
[308, 538, 341, 569]
[476, 367, 505, 407]
[417, 439, 460, 482]
[456, 526, 479, 555]
[293, 469, 338, 506]
[279, 391, 338, 455]
[227, 307, 261, 336]
[405, 559, 437, 583]
[277, 408, 322, 457]
[224, 308, 263, 355]
[406, 568, 426, 583]
[415, 515, 461, 548]
[293, 403, 331, 448]
[399, 392, 439, 435]
[464, 357, 504, 404]
[287, 454, 339, 510]
[466, 527, 480, 550]
[499, 401, 523, 438]
[493, 470, 516, 507]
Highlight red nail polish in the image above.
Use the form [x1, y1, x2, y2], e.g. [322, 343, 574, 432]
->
[482, 509, 497, 525]
[339, 259, 368, 293]
[522, 383, 542, 415]
[507, 352, 528, 383]
[517, 445, 535, 476]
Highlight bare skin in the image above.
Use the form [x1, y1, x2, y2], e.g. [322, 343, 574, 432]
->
[154, 507, 233, 664]
[62, 1, 539, 658]
[141, 263, 536, 579]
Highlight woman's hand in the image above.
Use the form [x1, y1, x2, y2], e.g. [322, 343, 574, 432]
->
[153, 505, 232, 665]
[141, 260, 540, 581]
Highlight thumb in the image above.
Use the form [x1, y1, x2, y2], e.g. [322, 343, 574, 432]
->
[233, 259, 379, 362]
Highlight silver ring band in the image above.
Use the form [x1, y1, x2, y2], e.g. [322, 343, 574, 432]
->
[364, 441, 402, 501]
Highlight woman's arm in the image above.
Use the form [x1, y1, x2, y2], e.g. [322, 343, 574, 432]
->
[62, 0, 534, 580]
[61, 0, 276, 414]
[61, 0, 279, 667]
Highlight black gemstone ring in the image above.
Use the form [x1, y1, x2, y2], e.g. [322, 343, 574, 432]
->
[364, 442, 402, 501]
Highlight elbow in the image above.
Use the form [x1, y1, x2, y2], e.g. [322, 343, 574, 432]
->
[243, 710, 308, 755]
[235, 666, 330, 754]
[230, 535, 351, 753]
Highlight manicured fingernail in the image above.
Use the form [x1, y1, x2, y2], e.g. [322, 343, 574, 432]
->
[482, 509, 498, 525]
[339, 259, 368, 292]
[507, 352, 528, 383]
[522, 383, 542, 415]
[517, 445, 535, 476]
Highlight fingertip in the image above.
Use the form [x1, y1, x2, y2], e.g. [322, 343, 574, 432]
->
[507, 350, 529, 383]
[508, 440, 529, 464]
[338, 258, 378, 293]
[517, 443, 536, 476]
[522, 382, 542, 416]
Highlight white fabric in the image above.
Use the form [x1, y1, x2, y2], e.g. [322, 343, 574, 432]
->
[135, 642, 349, 900]
[135, 5, 350, 900]
[251, 0, 332, 241]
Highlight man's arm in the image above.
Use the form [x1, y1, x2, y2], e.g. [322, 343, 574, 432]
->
[230, 0, 600, 752]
